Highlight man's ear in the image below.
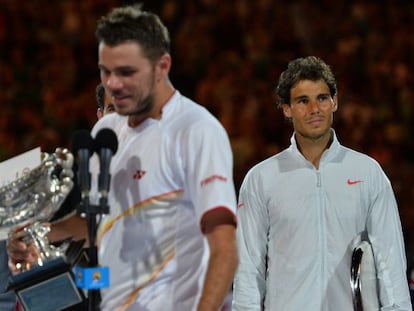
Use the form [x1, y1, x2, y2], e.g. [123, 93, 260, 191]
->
[156, 53, 171, 81]
[97, 109, 103, 120]
[282, 103, 292, 119]
[332, 94, 338, 112]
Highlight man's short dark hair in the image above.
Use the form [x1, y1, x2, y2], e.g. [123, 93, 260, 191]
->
[95, 4, 170, 63]
[276, 56, 337, 108]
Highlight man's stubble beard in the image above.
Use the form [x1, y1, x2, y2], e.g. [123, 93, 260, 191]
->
[130, 71, 156, 117]
[130, 93, 154, 117]
[120, 76, 156, 118]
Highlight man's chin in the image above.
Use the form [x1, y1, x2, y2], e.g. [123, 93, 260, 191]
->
[114, 102, 153, 118]
[114, 106, 134, 116]
[115, 109, 127, 116]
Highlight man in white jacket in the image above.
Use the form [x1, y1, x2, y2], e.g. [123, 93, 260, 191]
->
[232, 56, 412, 310]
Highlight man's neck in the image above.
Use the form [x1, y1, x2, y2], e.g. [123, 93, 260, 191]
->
[296, 131, 333, 169]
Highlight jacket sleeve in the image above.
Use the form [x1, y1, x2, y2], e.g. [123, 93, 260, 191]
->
[367, 169, 412, 311]
[232, 172, 269, 310]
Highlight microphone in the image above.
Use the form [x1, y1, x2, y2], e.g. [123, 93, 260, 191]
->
[71, 129, 95, 213]
[94, 128, 118, 213]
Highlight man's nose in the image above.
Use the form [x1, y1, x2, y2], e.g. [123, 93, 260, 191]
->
[105, 74, 122, 90]
[309, 99, 321, 112]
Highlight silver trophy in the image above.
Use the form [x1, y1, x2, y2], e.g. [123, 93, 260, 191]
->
[1, 148, 86, 311]
[0, 148, 74, 270]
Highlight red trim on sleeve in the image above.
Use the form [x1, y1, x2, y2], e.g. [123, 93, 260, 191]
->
[199, 206, 237, 234]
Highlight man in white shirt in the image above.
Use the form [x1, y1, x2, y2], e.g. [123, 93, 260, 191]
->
[8, 4, 238, 311]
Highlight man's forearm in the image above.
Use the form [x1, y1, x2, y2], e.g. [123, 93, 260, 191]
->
[49, 213, 88, 243]
[198, 224, 238, 311]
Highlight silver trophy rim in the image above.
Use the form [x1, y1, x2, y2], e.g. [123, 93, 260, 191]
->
[0, 148, 74, 235]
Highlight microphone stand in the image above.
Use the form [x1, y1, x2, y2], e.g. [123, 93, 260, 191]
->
[86, 199, 100, 311]
[78, 194, 109, 311]
[72, 129, 111, 311]
[75, 128, 116, 311]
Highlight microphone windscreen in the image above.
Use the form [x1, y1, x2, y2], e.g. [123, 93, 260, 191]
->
[71, 129, 95, 154]
[95, 128, 118, 154]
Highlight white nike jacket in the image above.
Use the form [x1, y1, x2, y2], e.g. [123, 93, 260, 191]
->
[233, 130, 411, 311]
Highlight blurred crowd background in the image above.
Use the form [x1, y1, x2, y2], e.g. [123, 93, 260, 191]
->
[1, 1, 414, 264]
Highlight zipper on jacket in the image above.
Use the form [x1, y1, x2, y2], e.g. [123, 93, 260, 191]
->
[316, 168, 325, 308]
[316, 171, 321, 187]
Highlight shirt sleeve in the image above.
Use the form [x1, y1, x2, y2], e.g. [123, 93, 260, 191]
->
[182, 118, 237, 226]
[367, 169, 412, 310]
[232, 171, 268, 310]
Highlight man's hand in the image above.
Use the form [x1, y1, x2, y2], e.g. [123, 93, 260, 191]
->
[7, 229, 41, 274]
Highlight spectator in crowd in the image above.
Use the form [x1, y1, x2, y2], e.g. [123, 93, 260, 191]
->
[95, 83, 115, 119]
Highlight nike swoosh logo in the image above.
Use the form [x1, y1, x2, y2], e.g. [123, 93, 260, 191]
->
[347, 179, 363, 185]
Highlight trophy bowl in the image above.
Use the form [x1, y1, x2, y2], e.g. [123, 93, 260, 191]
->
[0, 147, 74, 232]
[0, 147, 75, 270]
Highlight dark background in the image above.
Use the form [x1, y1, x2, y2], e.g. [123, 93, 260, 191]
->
[1, 0, 414, 268]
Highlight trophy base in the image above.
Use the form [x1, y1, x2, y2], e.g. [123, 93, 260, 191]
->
[8, 240, 88, 311]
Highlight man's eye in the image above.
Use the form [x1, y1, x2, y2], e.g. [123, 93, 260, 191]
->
[119, 70, 135, 76]
[319, 95, 330, 101]
[100, 69, 110, 76]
